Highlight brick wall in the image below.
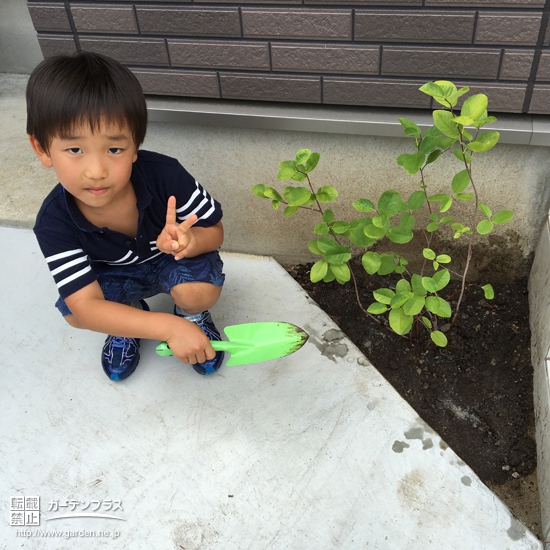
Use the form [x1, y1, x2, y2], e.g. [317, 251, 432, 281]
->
[28, 0, 550, 114]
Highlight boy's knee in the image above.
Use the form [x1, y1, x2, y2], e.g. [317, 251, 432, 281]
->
[170, 282, 222, 314]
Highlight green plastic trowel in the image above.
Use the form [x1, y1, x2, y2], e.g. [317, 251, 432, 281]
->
[156, 321, 309, 366]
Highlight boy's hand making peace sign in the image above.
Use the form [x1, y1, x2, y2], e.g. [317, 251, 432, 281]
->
[156, 196, 199, 261]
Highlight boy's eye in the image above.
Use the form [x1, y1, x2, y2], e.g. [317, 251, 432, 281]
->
[67, 147, 82, 154]
[108, 147, 123, 154]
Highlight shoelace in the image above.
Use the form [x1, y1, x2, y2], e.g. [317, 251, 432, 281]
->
[110, 336, 133, 348]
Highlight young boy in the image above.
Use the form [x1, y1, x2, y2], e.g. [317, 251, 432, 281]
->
[27, 51, 226, 381]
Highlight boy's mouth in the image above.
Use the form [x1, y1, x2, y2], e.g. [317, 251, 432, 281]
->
[86, 187, 109, 195]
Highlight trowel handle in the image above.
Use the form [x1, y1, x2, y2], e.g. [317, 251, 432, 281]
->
[155, 340, 242, 357]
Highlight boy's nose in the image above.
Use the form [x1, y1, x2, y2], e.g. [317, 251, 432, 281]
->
[84, 157, 107, 179]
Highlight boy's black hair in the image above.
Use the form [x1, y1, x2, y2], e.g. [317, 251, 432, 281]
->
[26, 51, 147, 152]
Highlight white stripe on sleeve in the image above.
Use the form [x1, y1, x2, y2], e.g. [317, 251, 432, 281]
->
[56, 266, 92, 289]
[50, 255, 88, 277]
[176, 184, 201, 213]
[46, 249, 85, 264]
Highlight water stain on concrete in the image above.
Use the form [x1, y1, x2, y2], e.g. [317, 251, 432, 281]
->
[506, 517, 526, 541]
[405, 425, 435, 451]
[306, 328, 349, 362]
[461, 475, 472, 486]
[392, 440, 410, 453]
[404, 427, 424, 441]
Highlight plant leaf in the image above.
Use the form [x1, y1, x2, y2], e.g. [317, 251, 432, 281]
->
[433, 110, 460, 138]
[408, 190, 425, 211]
[310, 260, 328, 282]
[308, 239, 322, 255]
[252, 183, 269, 198]
[324, 245, 352, 265]
[399, 118, 422, 138]
[461, 93, 488, 122]
[295, 149, 311, 164]
[452, 115, 474, 126]
[403, 294, 425, 316]
[422, 277, 438, 293]
[378, 190, 404, 216]
[315, 237, 338, 254]
[353, 199, 375, 212]
[284, 186, 313, 206]
[314, 222, 329, 236]
[367, 302, 388, 314]
[364, 224, 387, 239]
[399, 212, 415, 232]
[304, 152, 320, 172]
[452, 170, 470, 194]
[284, 205, 299, 217]
[323, 209, 335, 223]
[396, 279, 411, 294]
[468, 131, 500, 153]
[387, 227, 414, 244]
[396, 152, 426, 174]
[378, 255, 397, 275]
[431, 330, 448, 347]
[422, 316, 433, 329]
[278, 161, 297, 180]
[477, 219, 494, 235]
[411, 274, 427, 296]
[362, 251, 382, 275]
[329, 262, 351, 283]
[419, 136, 440, 155]
[493, 210, 514, 225]
[423, 248, 436, 260]
[349, 219, 375, 247]
[332, 221, 350, 235]
[473, 115, 497, 129]
[433, 269, 450, 291]
[425, 296, 452, 317]
[482, 284, 495, 300]
[390, 292, 413, 309]
[426, 149, 443, 165]
[389, 307, 413, 335]
[316, 186, 338, 203]
[373, 288, 395, 304]
[478, 203, 492, 218]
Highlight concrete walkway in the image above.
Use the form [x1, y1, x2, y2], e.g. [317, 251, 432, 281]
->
[0, 226, 542, 549]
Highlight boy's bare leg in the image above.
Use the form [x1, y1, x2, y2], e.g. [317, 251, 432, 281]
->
[64, 315, 85, 329]
[63, 284, 221, 329]
[171, 281, 224, 374]
[170, 282, 222, 315]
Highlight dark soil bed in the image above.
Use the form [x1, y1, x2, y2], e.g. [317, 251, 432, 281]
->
[286, 258, 541, 539]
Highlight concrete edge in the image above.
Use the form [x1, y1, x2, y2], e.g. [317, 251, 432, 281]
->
[528, 214, 550, 543]
[146, 96, 550, 147]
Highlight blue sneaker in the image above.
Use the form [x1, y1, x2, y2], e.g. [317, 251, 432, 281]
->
[101, 300, 149, 381]
[174, 308, 224, 375]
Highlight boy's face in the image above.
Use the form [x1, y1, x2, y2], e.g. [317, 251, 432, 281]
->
[29, 120, 138, 211]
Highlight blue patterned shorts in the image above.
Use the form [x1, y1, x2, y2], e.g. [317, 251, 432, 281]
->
[55, 251, 225, 316]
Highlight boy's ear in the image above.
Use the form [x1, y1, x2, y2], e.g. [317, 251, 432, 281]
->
[28, 135, 53, 168]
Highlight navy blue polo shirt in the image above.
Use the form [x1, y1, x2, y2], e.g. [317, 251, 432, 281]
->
[33, 150, 223, 300]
